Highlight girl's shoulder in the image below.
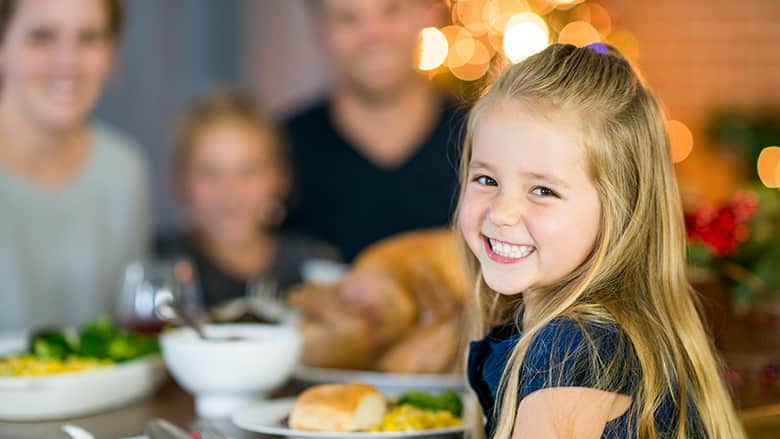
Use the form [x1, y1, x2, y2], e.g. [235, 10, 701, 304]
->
[521, 316, 639, 399]
[528, 316, 623, 357]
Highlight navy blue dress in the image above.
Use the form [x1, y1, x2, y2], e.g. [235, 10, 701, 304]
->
[467, 317, 702, 438]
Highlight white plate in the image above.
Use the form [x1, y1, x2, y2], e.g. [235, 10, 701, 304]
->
[0, 355, 167, 421]
[232, 398, 468, 439]
[294, 366, 465, 395]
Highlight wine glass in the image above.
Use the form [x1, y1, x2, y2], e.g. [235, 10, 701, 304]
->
[116, 258, 203, 334]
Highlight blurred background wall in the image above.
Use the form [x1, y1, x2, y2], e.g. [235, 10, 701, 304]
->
[94, 0, 780, 229]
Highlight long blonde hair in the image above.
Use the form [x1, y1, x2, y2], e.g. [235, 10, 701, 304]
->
[455, 44, 744, 439]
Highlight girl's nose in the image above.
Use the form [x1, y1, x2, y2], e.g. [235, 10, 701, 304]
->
[488, 192, 523, 227]
[52, 41, 80, 73]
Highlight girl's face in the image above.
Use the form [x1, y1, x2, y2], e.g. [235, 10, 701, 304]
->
[0, 0, 114, 132]
[459, 100, 602, 295]
[181, 121, 286, 247]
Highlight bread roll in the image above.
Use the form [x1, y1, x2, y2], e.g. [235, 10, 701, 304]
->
[290, 383, 387, 432]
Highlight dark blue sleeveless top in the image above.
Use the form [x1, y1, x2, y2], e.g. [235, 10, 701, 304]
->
[467, 317, 702, 438]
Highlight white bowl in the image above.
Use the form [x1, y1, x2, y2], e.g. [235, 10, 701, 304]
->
[160, 323, 301, 419]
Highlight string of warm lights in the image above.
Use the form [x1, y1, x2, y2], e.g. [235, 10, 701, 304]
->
[415, 0, 745, 169]
[417, 0, 629, 78]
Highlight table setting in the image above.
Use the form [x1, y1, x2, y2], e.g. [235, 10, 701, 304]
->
[0, 232, 473, 439]
[2, 229, 779, 439]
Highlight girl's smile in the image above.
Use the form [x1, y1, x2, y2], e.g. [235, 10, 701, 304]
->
[483, 235, 536, 263]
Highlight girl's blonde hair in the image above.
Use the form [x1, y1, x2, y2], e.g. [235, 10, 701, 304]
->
[173, 88, 286, 174]
[455, 44, 744, 439]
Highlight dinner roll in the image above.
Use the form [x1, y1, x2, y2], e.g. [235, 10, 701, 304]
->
[289, 383, 387, 431]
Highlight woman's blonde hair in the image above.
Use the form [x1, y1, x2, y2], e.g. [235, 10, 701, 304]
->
[455, 44, 744, 439]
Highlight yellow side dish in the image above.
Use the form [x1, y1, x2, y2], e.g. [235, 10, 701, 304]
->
[0, 354, 112, 377]
[370, 404, 462, 432]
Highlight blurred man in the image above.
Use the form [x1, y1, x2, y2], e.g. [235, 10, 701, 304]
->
[284, 0, 463, 261]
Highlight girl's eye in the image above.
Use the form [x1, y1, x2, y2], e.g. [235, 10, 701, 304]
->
[79, 29, 108, 46]
[531, 186, 557, 197]
[474, 175, 498, 187]
[27, 29, 55, 45]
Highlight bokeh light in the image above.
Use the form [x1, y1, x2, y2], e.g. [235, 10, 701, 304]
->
[667, 120, 694, 163]
[552, 0, 584, 10]
[456, 0, 491, 36]
[757, 146, 780, 188]
[418, 27, 449, 71]
[440, 25, 475, 68]
[482, 27, 504, 53]
[503, 12, 550, 63]
[484, 0, 530, 35]
[587, 3, 612, 36]
[558, 20, 601, 47]
[776, 161, 780, 192]
[470, 38, 493, 64]
[450, 39, 492, 81]
[527, 0, 556, 15]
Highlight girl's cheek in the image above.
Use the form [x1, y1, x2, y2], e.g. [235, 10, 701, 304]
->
[459, 192, 486, 232]
[527, 206, 562, 236]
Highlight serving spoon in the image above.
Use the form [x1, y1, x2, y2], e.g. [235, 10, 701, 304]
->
[155, 302, 244, 342]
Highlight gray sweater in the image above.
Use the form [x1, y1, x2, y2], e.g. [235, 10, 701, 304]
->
[0, 123, 149, 331]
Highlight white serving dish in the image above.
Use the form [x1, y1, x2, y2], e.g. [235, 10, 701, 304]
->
[160, 323, 301, 419]
[0, 355, 166, 421]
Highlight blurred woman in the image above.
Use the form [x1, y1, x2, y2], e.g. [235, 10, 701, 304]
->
[0, 0, 149, 331]
[155, 90, 338, 311]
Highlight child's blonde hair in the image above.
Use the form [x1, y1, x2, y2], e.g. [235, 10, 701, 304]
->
[455, 44, 744, 439]
[173, 88, 286, 174]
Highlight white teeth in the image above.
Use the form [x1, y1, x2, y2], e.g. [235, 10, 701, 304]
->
[489, 238, 534, 258]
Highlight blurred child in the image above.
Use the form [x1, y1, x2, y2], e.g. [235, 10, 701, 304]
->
[458, 44, 745, 438]
[156, 90, 338, 310]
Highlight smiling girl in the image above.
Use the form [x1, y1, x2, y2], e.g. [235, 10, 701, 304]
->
[155, 90, 339, 310]
[458, 44, 744, 438]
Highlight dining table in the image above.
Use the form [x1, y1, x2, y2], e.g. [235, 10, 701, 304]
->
[3, 304, 780, 439]
[0, 379, 310, 439]
[2, 371, 779, 439]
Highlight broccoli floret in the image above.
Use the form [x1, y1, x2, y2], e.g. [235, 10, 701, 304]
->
[398, 390, 463, 417]
[31, 333, 71, 360]
[31, 317, 159, 363]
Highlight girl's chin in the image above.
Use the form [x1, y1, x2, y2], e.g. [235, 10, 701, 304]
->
[482, 277, 529, 296]
[197, 225, 260, 245]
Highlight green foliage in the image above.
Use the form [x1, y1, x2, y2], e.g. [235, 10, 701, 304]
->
[706, 108, 780, 174]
